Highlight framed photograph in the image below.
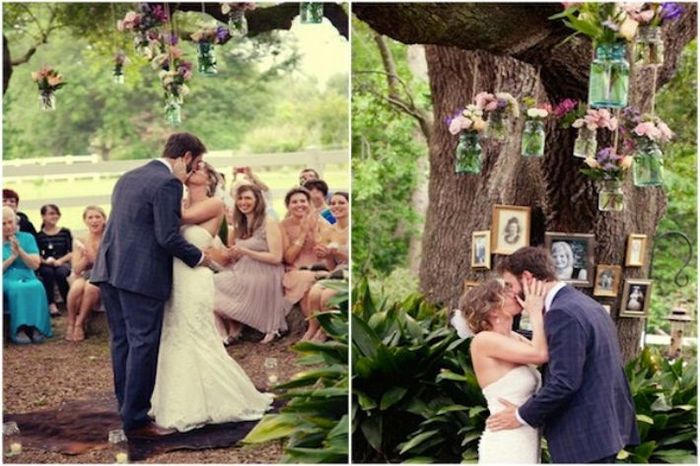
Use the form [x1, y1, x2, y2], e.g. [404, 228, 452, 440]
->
[491, 205, 531, 255]
[619, 279, 653, 318]
[544, 232, 595, 287]
[593, 264, 622, 297]
[625, 234, 647, 267]
[463, 280, 480, 293]
[471, 231, 491, 269]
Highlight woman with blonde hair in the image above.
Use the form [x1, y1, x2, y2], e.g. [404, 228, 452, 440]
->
[65, 205, 107, 341]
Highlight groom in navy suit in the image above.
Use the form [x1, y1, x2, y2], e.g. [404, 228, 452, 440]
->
[488, 247, 639, 463]
[92, 133, 212, 438]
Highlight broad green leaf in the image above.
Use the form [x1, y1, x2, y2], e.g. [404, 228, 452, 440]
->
[380, 386, 408, 410]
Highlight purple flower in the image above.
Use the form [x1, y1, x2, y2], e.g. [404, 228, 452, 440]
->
[168, 33, 179, 46]
[215, 25, 231, 43]
[150, 5, 169, 23]
[553, 98, 578, 118]
[661, 2, 683, 21]
[445, 109, 462, 126]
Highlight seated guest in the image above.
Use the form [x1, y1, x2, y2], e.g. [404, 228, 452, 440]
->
[66, 206, 107, 342]
[280, 187, 331, 325]
[36, 204, 73, 316]
[3, 188, 37, 237]
[3, 206, 52, 344]
[232, 166, 278, 220]
[304, 179, 336, 224]
[304, 192, 349, 341]
[214, 183, 290, 345]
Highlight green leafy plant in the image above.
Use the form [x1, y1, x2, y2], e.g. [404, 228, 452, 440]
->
[243, 280, 349, 463]
[620, 347, 697, 463]
[352, 278, 487, 463]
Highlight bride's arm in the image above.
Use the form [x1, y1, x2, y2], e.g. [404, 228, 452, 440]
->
[471, 280, 548, 365]
[181, 198, 224, 225]
[235, 218, 283, 265]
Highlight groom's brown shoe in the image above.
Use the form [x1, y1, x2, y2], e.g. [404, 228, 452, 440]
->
[125, 422, 177, 439]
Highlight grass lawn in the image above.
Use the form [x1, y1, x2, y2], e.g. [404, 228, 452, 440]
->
[10, 163, 349, 232]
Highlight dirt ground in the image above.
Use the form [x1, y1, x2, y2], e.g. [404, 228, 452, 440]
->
[3, 308, 308, 464]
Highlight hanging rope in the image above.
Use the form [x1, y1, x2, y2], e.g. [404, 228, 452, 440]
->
[111, 3, 118, 55]
[166, 2, 174, 72]
[470, 54, 479, 102]
[650, 65, 659, 116]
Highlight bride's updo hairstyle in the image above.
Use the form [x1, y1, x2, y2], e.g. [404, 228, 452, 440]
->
[459, 278, 506, 334]
[200, 162, 223, 198]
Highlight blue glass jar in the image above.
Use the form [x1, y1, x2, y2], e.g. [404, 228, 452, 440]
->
[588, 42, 629, 108]
[633, 138, 664, 187]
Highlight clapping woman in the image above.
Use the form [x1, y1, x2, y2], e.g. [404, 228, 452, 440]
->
[3, 206, 52, 344]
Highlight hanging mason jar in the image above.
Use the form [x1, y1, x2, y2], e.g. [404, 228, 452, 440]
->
[113, 65, 124, 84]
[634, 26, 664, 68]
[588, 42, 629, 108]
[487, 112, 508, 142]
[300, 2, 324, 24]
[197, 42, 217, 75]
[164, 95, 182, 127]
[454, 131, 482, 174]
[134, 31, 150, 56]
[228, 9, 248, 38]
[633, 138, 664, 187]
[598, 179, 624, 211]
[573, 127, 597, 159]
[521, 120, 545, 157]
[39, 91, 56, 111]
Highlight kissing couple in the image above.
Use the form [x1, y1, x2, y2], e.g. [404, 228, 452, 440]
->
[91, 132, 272, 437]
[456, 247, 639, 463]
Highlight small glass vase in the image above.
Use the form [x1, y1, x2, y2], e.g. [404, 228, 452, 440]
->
[39, 92, 56, 111]
[228, 10, 248, 38]
[573, 127, 597, 159]
[633, 139, 664, 187]
[133, 32, 150, 57]
[3, 422, 22, 458]
[108, 429, 128, 464]
[164, 96, 182, 127]
[454, 131, 482, 174]
[634, 26, 664, 68]
[521, 120, 545, 157]
[113, 65, 124, 84]
[300, 2, 324, 24]
[487, 112, 508, 142]
[264, 357, 279, 387]
[588, 42, 629, 108]
[197, 42, 217, 75]
[598, 179, 624, 212]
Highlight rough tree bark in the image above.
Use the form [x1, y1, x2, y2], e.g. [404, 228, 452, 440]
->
[354, 3, 697, 361]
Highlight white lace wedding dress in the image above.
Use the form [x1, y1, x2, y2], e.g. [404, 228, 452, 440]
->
[478, 365, 542, 463]
[150, 225, 273, 432]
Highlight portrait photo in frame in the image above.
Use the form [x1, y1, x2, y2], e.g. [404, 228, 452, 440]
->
[625, 234, 648, 267]
[491, 205, 531, 255]
[619, 279, 653, 318]
[544, 232, 595, 287]
[593, 264, 622, 297]
[471, 230, 491, 269]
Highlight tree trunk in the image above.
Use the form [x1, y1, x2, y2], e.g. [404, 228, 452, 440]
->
[356, 3, 697, 362]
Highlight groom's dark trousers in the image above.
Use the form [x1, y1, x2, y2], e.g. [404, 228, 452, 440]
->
[519, 286, 639, 463]
[91, 160, 202, 430]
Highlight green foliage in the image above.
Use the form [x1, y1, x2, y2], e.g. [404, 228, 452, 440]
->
[243, 280, 349, 463]
[648, 40, 697, 335]
[621, 347, 697, 463]
[351, 19, 429, 277]
[351, 278, 487, 463]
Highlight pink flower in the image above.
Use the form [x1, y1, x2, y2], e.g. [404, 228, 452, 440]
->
[561, 2, 582, 8]
[449, 115, 472, 135]
[634, 121, 662, 140]
[475, 92, 498, 112]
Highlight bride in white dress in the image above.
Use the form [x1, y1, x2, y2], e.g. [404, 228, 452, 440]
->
[459, 278, 547, 463]
[150, 161, 273, 432]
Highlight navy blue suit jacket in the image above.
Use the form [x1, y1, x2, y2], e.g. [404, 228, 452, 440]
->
[519, 286, 639, 463]
[91, 160, 202, 301]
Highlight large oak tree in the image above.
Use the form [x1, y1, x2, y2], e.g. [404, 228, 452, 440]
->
[353, 2, 697, 361]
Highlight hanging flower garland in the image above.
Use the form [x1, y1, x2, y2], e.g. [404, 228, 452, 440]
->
[32, 66, 66, 111]
[191, 25, 231, 75]
[520, 98, 551, 157]
[117, 3, 169, 58]
[221, 3, 256, 38]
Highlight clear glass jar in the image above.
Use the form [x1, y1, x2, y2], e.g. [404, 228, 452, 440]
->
[588, 42, 629, 108]
[521, 120, 545, 157]
[487, 111, 508, 142]
[634, 26, 664, 68]
[228, 9, 249, 38]
[598, 179, 624, 211]
[3, 422, 22, 458]
[113, 65, 124, 85]
[197, 42, 218, 75]
[573, 127, 597, 158]
[164, 95, 182, 127]
[39, 92, 56, 111]
[300, 2, 324, 24]
[454, 131, 482, 174]
[633, 138, 664, 187]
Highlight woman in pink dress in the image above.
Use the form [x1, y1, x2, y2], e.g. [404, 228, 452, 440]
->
[280, 187, 331, 327]
[213, 184, 290, 344]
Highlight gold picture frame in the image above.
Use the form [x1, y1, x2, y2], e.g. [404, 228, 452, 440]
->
[625, 234, 647, 267]
[471, 230, 491, 269]
[491, 204, 531, 255]
[593, 264, 622, 297]
[619, 279, 653, 318]
[544, 232, 595, 287]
